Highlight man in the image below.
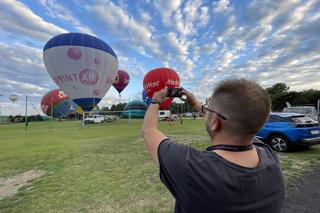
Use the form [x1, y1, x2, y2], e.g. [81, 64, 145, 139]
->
[142, 78, 285, 213]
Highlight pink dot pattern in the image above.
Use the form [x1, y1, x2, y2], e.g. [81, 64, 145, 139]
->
[93, 89, 100, 96]
[67, 47, 82, 60]
[94, 58, 100, 65]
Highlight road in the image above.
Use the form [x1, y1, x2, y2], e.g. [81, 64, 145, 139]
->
[282, 166, 320, 213]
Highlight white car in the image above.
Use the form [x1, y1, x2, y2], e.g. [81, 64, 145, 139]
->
[84, 115, 104, 124]
[104, 115, 117, 122]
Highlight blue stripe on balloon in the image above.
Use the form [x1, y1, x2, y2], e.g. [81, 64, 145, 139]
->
[43, 33, 117, 59]
[73, 98, 101, 112]
[52, 100, 72, 118]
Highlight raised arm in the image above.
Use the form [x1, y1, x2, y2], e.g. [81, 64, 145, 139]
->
[141, 88, 168, 165]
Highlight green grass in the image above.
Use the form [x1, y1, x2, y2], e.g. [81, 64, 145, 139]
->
[0, 119, 320, 212]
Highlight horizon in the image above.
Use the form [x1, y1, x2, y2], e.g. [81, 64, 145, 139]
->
[0, 0, 319, 115]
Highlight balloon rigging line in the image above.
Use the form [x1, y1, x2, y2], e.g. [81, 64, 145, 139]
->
[27, 97, 41, 115]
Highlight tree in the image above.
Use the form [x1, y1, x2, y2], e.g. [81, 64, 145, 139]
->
[101, 106, 110, 111]
[266, 83, 320, 111]
[301, 90, 320, 107]
[110, 103, 127, 111]
[272, 91, 304, 111]
[169, 102, 197, 114]
[266, 83, 289, 97]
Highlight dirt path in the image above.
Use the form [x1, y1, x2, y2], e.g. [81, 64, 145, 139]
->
[282, 166, 320, 213]
[0, 170, 44, 200]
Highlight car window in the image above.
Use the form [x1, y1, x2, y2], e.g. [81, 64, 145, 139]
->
[283, 108, 312, 115]
[268, 115, 289, 122]
[289, 116, 316, 123]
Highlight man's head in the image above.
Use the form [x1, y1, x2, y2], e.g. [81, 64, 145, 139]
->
[205, 78, 271, 140]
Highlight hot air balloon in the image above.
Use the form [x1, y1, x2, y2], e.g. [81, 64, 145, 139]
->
[43, 33, 118, 112]
[9, 95, 18, 103]
[121, 100, 148, 118]
[41, 89, 83, 118]
[113, 70, 130, 96]
[143, 68, 180, 109]
[142, 90, 151, 106]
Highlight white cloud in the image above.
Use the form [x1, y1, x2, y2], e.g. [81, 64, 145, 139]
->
[202, 42, 217, 54]
[213, 0, 231, 13]
[85, 1, 162, 59]
[0, 78, 47, 115]
[37, 0, 95, 35]
[117, 56, 147, 78]
[0, 0, 67, 41]
[86, 2, 152, 42]
[140, 11, 152, 23]
[216, 15, 237, 43]
[99, 92, 122, 107]
[172, 0, 210, 37]
[85, 1, 197, 80]
[0, 40, 57, 115]
[199, 6, 210, 27]
[0, 42, 43, 68]
[153, 0, 182, 26]
[1, 79, 46, 93]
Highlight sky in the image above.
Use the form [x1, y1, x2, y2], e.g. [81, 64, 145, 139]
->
[0, 0, 319, 115]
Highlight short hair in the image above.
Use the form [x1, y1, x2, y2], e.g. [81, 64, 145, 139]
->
[210, 78, 270, 135]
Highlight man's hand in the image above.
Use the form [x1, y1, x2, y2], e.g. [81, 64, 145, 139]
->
[152, 87, 168, 103]
[180, 88, 204, 114]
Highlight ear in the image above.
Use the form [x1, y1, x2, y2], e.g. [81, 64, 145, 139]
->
[209, 114, 221, 132]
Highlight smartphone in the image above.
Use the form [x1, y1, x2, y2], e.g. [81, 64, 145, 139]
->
[166, 88, 183, 97]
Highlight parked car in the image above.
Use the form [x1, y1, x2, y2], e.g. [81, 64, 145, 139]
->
[104, 115, 117, 122]
[84, 115, 104, 124]
[282, 106, 319, 122]
[256, 112, 320, 152]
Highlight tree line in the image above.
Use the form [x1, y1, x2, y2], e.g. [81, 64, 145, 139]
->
[266, 83, 320, 111]
[101, 83, 320, 113]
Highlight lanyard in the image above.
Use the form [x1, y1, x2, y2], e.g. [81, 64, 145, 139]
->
[206, 144, 253, 152]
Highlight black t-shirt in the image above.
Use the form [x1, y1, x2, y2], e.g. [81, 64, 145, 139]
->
[158, 139, 285, 213]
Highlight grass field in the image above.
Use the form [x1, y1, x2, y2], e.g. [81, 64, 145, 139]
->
[1, 119, 320, 213]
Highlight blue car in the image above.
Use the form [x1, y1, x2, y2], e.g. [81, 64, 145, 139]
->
[256, 112, 320, 152]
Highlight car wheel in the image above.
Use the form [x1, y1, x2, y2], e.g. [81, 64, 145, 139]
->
[269, 135, 290, 152]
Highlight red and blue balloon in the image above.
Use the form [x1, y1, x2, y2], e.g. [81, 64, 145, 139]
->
[142, 90, 151, 106]
[143, 68, 180, 109]
[41, 89, 83, 118]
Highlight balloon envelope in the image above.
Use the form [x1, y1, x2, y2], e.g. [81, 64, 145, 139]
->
[43, 33, 118, 112]
[113, 70, 130, 94]
[41, 89, 82, 118]
[121, 100, 148, 118]
[143, 68, 180, 109]
[9, 95, 18, 102]
[142, 90, 151, 106]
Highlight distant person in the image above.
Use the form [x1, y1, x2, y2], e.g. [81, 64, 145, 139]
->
[179, 113, 183, 125]
[168, 114, 173, 126]
[142, 79, 285, 213]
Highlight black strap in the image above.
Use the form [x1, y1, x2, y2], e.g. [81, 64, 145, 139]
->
[206, 144, 253, 152]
